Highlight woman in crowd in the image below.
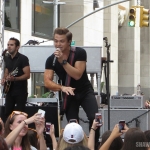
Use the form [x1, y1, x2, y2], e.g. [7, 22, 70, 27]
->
[57, 122, 88, 150]
[99, 124, 127, 150]
[4, 110, 47, 150]
[100, 130, 123, 150]
[49, 119, 101, 150]
[122, 128, 148, 150]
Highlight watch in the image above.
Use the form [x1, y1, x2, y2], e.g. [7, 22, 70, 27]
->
[61, 60, 67, 65]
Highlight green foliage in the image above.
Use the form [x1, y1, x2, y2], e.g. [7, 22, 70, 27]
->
[42, 92, 54, 98]
[28, 95, 35, 98]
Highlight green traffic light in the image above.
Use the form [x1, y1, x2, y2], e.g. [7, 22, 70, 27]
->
[129, 21, 135, 27]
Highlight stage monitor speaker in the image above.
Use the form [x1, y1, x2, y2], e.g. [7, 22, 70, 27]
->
[0, 104, 59, 137]
[110, 95, 143, 109]
[101, 109, 150, 137]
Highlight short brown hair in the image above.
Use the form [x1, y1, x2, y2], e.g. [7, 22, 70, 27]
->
[53, 27, 72, 42]
[9, 37, 20, 47]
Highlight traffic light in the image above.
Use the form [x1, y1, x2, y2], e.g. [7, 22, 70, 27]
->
[128, 6, 136, 27]
[139, 6, 149, 27]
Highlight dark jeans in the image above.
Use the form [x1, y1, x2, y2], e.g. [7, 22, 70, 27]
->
[4, 93, 28, 121]
[65, 86, 100, 144]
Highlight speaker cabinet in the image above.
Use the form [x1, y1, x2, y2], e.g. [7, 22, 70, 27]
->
[61, 108, 150, 138]
[101, 109, 150, 137]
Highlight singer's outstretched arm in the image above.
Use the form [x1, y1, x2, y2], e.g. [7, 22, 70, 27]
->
[44, 69, 62, 91]
[44, 69, 75, 95]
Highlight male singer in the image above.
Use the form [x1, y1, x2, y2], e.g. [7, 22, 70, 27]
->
[44, 27, 100, 148]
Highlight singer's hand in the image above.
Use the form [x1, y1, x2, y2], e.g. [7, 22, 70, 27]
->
[54, 48, 64, 63]
[61, 86, 75, 95]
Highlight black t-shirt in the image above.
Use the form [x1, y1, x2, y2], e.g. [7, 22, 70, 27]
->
[5, 52, 29, 95]
[45, 47, 92, 92]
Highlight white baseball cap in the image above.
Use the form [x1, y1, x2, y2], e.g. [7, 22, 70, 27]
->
[63, 123, 84, 144]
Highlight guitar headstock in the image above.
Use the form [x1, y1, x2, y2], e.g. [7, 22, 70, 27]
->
[10, 67, 18, 76]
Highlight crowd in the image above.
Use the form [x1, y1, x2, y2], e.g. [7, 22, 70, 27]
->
[0, 112, 150, 150]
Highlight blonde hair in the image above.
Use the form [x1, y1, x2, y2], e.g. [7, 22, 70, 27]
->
[57, 132, 88, 150]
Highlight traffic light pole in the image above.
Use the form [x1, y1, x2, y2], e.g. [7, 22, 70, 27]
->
[66, 0, 131, 29]
[66, 0, 131, 131]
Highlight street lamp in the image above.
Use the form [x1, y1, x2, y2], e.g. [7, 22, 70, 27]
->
[43, 0, 66, 29]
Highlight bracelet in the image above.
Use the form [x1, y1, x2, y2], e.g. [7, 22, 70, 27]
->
[23, 120, 27, 125]
[14, 77, 16, 81]
[91, 128, 96, 131]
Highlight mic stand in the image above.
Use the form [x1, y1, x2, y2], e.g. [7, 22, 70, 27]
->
[103, 37, 113, 130]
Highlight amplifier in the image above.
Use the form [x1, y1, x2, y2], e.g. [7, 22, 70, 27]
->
[61, 108, 150, 138]
[101, 109, 150, 137]
[110, 95, 143, 109]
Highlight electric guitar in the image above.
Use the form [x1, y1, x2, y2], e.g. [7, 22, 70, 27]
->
[3, 67, 18, 95]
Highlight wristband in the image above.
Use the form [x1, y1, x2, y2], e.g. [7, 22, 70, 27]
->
[91, 128, 96, 131]
[23, 120, 27, 125]
[14, 77, 16, 81]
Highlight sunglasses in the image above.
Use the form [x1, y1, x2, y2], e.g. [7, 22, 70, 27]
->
[10, 111, 28, 120]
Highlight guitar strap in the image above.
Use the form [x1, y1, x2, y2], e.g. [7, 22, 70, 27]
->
[60, 47, 76, 116]
[11, 54, 20, 72]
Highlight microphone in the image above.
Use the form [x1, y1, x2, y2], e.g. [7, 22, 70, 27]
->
[53, 57, 56, 66]
[103, 37, 108, 42]
[53, 48, 60, 66]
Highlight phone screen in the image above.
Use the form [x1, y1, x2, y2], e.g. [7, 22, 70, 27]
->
[95, 113, 102, 126]
[38, 109, 45, 117]
[46, 122, 51, 134]
[119, 120, 125, 132]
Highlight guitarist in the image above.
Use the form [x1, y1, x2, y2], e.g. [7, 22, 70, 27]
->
[44, 28, 100, 148]
[1, 37, 30, 121]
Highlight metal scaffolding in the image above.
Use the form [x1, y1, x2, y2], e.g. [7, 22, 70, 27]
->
[0, 0, 4, 99]
[0, 0, 4, 61]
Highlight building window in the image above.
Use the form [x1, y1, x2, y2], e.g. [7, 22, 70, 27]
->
[5, 0, 20, 31]
[32, 0, 54, 39]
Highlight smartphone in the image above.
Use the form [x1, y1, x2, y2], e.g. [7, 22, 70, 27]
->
[95, 113, 102, 126]
[119, 120, 125, 132]
[46, 122, 51, 134]
[69, 119, 77, 123]
[38, 109, 45, 117]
